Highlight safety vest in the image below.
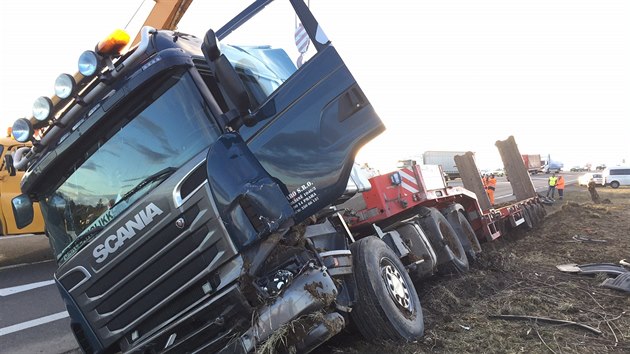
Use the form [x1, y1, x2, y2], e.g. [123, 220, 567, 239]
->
[486, 177, 497, 190]
[556, 176, 565, 189]
[548, 176, 558, 186]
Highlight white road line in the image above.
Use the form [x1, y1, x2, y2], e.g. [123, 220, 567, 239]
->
[0, 259, 55, 271]
[0, 311, 69, 336]
[0, 280, 56, 296]
[0, 233, 40, 240]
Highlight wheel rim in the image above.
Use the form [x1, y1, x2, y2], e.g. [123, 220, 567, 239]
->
[381, 258, 413, 314]
[440, 223, 464, 259]
[462, 221, 482, 253]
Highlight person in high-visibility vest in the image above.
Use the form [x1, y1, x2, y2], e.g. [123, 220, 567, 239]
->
[486, 174, 497, 205]
[556, 175, 565, 200]
[546, 173, 558, 198]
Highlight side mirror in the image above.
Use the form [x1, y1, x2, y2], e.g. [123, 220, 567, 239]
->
[12, 194, 34, 229]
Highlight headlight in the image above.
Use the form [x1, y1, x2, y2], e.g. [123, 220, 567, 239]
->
[78, 50, 99, 76]
[54, 73, 76, 99]
[12, 118, 34, 143]
[32, 96, 53, 121]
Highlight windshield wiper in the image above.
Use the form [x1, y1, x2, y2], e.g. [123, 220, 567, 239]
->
[57, 226, 105, 263]
[110, 167, 176, 210]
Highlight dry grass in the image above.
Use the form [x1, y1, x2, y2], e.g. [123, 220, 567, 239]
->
[315, 185, 630, 354]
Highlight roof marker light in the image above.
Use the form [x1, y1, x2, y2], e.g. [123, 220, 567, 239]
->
[54, 73, 76, 99]
[12, 118, 34, 143]
[32, 96, 53, 121]
[78, 51, 99, 76]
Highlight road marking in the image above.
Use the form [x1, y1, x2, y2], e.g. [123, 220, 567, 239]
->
[0, 280, 56, 296]
[0, 233, 40, 240]
[0, 259, 55, 271]
[0, 311, 69, 336]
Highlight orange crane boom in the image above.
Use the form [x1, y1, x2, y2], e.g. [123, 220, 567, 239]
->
[131, 0, 194, 46]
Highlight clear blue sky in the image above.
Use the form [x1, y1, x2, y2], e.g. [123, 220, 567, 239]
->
[1, 0, 628, 172]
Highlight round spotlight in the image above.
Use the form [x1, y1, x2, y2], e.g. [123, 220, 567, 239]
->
[12, 118, 34, 143]
[32, 96, 53, 121]
[54, 73, 76, 99]
[78, 50, 99, 76]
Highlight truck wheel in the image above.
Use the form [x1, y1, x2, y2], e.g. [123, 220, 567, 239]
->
[525, 205, 539, 226]
[445, 211, 482, 262]
[350, 236, 424, 341]
[521, 207, 534, 230]
[419, 208, 469, 275]
[534, 204, 545, 221]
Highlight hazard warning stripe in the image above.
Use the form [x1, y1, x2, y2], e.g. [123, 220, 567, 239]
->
[401, 181, 419, 194]
[398, 169, 419, 193]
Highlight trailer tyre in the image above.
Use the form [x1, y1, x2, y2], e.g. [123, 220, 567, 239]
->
[534, 204, 546, 221]
[525, 205, 539, 226]
[350, 236, 424, 342]
[521, 207, 534, 230]
[445, 211, 482, 262]
[419, 208, 469, 275]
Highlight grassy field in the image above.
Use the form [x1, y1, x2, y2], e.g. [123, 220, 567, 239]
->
[320, 184, 630, 353]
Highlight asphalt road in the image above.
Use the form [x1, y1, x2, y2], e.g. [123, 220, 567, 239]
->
[0, 235, 80, 354]
[0, 172, 581, 354]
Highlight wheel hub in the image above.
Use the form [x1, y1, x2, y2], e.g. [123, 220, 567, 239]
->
[381, 260, 413, 313]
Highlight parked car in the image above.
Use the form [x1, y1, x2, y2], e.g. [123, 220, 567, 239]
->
[577, 172, 605, 187]
[603, 166, 630, 189]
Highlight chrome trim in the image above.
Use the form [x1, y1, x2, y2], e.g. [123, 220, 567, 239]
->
[59, 266, 91, 292]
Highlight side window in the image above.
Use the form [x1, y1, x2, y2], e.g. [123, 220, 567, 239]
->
[610, 169, 630, 175]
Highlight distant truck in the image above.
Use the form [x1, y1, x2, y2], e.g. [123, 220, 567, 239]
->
[422, 151, 468, 180]
[521, 154, 542, 175]
[540, 158, 563, 174]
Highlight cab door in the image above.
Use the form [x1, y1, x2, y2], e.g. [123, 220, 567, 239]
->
[216, 0, 385, 222]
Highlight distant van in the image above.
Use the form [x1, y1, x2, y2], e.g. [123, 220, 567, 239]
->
[603, 166, 630, 188]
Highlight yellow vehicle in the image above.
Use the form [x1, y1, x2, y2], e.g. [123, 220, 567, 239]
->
[0, 136, 44, 235]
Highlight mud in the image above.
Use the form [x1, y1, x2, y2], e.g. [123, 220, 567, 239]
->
[317, 185, 630, 354]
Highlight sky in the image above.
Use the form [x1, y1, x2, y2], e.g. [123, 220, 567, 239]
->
[1, 0, 628, 173]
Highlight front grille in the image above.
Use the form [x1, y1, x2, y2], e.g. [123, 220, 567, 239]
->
[130, 285, 251, 354]
[60, 164, 243, 352]
[96, 227, 212, 318]
[86, 206, 200, 298]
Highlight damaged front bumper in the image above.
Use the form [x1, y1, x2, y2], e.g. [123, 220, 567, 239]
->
[128, 263, 342, 353]
[222, 266, 343, 353]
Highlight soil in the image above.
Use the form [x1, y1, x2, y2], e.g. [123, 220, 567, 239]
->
[319, 184, 630, 353]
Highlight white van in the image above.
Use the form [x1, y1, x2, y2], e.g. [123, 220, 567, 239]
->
[603, 166, 630, 188]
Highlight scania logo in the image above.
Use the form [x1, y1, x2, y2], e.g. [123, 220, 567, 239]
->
[92, 203, 163, 264]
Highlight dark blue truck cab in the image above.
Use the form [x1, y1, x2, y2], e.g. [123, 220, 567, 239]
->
[10, 1, 430, 353]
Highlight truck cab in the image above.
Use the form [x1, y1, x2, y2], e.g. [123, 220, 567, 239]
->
[10, 1, 388, 353]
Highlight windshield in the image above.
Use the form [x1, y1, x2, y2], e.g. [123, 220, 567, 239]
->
[43, 71, 221, 262]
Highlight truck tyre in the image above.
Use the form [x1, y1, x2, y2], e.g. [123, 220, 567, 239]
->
[445, 211, 482, 262]
[419, 208, 469, 275]
[534, 204, 545, 221]
[350, 236, 424, 342]
[521, 207, 534, 230]
[525, 205, 539, 226]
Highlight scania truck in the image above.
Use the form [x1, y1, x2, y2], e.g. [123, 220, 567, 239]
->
[10, 1, 545, 353]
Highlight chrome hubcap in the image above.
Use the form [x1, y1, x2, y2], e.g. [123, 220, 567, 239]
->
[381, 259, 412, 313]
